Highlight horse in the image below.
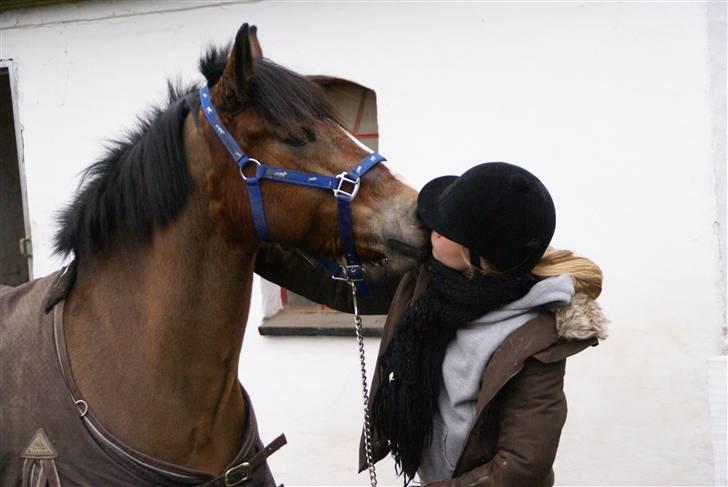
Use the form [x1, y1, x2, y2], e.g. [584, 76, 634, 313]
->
[0, 23, 424, 486]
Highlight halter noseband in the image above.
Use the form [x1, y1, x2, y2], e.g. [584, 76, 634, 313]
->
[199, 85, 384, 296]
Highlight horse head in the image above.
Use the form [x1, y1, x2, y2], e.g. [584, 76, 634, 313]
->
[197, 24, 425, 272]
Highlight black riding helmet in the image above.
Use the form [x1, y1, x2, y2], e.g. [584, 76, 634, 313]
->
[417, 162, 556, 275]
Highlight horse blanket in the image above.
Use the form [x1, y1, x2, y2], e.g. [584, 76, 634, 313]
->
[0, 271, 282, 486]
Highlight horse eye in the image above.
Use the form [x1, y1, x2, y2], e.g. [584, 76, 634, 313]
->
[283, 128, 316, 147]
[303, 128, 316, 143]
[283, 136, 307, 147]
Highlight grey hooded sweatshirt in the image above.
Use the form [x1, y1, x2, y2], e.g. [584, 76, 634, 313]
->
[418, 275, 575, 482]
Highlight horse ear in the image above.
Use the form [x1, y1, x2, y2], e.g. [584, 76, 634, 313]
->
[249, 25, 264, 61]
[217, 23, 262, 110]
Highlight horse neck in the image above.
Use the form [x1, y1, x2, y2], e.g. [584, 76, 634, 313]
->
[63, 115, 257, 474]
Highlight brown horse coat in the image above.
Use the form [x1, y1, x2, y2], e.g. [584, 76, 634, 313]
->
[0, 271, 279, 487]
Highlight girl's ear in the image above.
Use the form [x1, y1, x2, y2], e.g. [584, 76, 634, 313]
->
[469, 248, 481, 269]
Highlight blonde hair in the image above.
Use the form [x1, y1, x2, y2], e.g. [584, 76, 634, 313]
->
[461, 246, 603, 299]
[532, 247, 602, 299]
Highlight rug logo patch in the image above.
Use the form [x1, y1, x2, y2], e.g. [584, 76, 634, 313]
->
[21, 428, 58, 459]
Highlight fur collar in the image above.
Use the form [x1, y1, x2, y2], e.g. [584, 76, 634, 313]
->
[550, 292, 609, 341]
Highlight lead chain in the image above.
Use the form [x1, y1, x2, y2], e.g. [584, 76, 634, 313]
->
[350, 282, 378, 487]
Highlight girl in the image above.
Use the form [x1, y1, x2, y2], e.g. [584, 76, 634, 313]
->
[256, 162, 607, 487]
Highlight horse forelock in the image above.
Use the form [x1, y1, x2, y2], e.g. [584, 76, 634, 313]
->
[199, 43, 230, 86]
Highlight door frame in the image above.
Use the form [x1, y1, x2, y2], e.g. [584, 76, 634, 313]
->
[1, 58, 33, 281]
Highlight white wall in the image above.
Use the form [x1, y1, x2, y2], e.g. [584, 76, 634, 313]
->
[1, 2, 725, 485]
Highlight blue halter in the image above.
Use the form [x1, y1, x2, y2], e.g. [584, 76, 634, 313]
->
[199, 85, 385, 296]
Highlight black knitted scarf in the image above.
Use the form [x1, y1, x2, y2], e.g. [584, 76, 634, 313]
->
[371, 258, 536, 485]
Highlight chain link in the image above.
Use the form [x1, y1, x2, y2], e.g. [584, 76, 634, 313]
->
[350, 282, 378, 487]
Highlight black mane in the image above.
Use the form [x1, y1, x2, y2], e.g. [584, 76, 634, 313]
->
[54, 83, 196, 258]
[55, 44, 338, 259]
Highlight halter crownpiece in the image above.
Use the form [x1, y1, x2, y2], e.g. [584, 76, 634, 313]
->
[199, 85, 385, 295]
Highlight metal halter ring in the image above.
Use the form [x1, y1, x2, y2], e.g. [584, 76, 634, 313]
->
[333, 172, 361, 201]
[224, 461, 251, 486]
[238, 158, 262, 182]
[331, 264, 366, 282]
[75, 399, 89, 418]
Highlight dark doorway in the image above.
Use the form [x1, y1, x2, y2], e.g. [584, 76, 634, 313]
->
[1, 64, 31, 286]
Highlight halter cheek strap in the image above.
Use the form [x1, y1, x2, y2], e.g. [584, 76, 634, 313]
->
[199, 85, 385, 296]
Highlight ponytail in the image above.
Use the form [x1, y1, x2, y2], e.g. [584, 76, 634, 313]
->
[460, 245, 602, 300]
[531, 247, 603, 299]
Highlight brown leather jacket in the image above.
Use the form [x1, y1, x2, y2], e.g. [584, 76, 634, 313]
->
[255, 244, 607, 487]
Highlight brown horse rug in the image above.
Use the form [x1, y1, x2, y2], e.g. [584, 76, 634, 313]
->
[0, 271, 284, 487]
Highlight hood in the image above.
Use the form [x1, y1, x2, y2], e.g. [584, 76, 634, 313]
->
[472, 274, 574, 326]
[472, 274, 608, 341]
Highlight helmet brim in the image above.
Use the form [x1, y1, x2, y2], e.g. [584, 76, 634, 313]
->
[417, 175, 460, 241]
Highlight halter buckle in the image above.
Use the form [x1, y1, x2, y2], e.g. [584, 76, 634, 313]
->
[238, 158, 262, 182]
[333, 172, 360, 201]
[224, 461, 251, 486]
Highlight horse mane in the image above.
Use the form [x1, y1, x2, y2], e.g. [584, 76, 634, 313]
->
[55, 44, 339, 259]
[54, 83, 196, 258]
